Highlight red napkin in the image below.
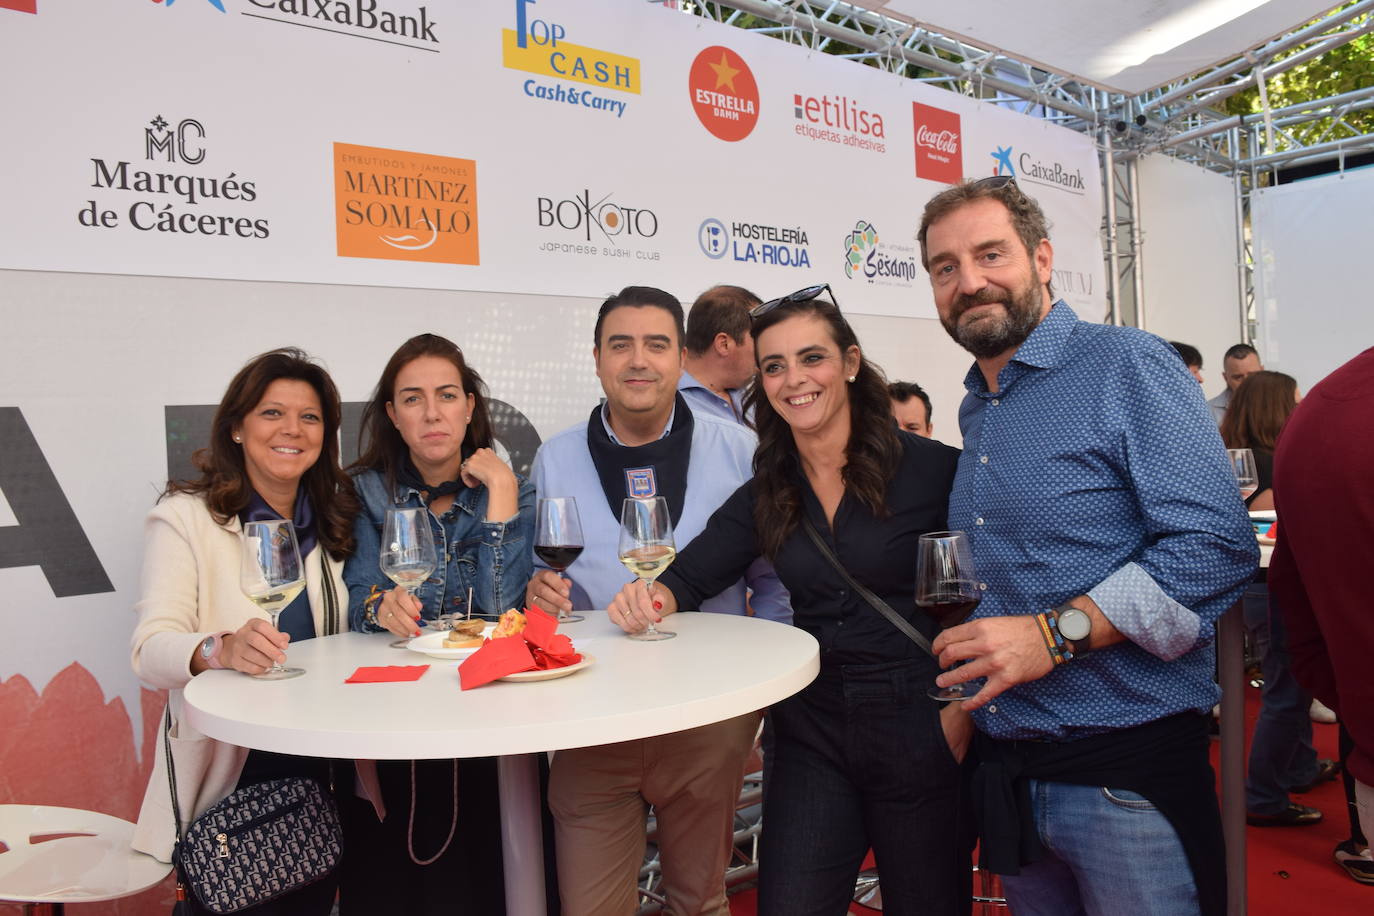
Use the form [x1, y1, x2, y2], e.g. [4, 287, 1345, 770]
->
[457, 606, 583, 689]
[345, 665, 429, 683]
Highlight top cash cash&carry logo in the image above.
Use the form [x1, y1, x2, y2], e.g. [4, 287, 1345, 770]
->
[503, 0, 641, 118]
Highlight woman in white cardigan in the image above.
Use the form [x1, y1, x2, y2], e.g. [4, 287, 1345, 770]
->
[131, 348, 360, 916]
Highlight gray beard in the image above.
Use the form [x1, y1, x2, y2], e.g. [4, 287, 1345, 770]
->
[942, 285, 1043, 360]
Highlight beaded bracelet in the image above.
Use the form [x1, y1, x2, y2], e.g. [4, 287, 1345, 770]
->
[1035, 611, 1071, 666]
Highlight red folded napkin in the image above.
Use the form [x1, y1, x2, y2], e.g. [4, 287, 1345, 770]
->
[345, 665, 429, 683]
[458, 606, 583, 689]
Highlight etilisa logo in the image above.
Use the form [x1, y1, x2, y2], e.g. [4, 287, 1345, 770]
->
[78, 114, 270, 239]
[842, 220, 917, 288]
[698, 218, 811, 269]
[689, 46, 759, 142]
[793, 92, 885, 153]
[333, 143, 478, 265]
[990, 144, 1085, 195]
[912, 103, 961, 184]
[536, 189, 661, 262]
[503, 0, 640, 118]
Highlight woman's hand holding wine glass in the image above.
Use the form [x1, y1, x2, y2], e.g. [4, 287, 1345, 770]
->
[618, 497, 677, 642]
[379, 507, 438, 647]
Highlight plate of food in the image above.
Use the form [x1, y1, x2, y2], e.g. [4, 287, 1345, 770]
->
[406, 619, 493, 659]
[499, 653, 596, 682]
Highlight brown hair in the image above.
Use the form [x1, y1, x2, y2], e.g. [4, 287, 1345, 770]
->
[685, 285, 759, 355]
[351, 333, 495, 489]
[917, 178, 1055, 298]
[1220, 370, 1298, 453]
[166, 348, 357, 560]
[744, 296, 901, 560]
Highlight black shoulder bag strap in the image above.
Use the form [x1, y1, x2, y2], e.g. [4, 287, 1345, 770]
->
[800, 516, 935, 659]
[319, 550, 339, 636]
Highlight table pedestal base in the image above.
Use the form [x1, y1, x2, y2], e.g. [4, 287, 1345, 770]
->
[498, 754, 547, 916]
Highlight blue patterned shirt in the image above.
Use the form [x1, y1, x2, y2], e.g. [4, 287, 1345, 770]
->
[949, 302, 1258, 741]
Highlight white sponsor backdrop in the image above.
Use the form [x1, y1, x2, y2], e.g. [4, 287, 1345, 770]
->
[1135, 153, 1244, 399]
[0, 0, 1104, 320]
[0, 0, 1101, 775]
[1251, 167, 1374, 391]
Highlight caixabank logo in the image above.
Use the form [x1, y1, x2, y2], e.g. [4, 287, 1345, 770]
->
[535, 188, 661, 262]
[842, 220, 917, 288]
[78, 114, 270, 240]
[689, 46, 759, 142]
[698, 217, 811, 269]
[989, 143, 1085, 195]
[793, 92, 885, 153]
[334, 143, 478, 265]
[503, 0, 640, 118]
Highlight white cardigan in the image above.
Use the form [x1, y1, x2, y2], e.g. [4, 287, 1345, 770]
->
[130, 492, 347, 862]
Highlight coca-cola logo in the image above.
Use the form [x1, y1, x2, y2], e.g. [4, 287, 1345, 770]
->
[912, 102, 962, 185]
[916, 124, 958, 155]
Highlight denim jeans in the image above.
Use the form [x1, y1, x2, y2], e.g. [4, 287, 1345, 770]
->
[1242, 582, 1319, 814]
[999, 780, 1199, 916]
[758, 659, 972, 916]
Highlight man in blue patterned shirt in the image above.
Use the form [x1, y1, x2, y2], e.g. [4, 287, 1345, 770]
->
[919, 177, 1257, 916]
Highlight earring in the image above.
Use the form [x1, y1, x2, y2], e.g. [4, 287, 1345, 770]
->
[233, 436, 241, 443]
[466, 416, 472, 422]
[847, 375, 856, 383]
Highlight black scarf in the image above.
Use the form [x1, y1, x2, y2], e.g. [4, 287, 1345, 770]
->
[395, 445, 474, 502]
[585, 394, 694, 525]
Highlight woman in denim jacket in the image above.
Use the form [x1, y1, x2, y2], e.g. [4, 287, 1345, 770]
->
[339, 333, 535, 915]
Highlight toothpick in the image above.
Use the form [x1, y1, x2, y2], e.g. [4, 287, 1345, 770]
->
[466, 586, 473, 620]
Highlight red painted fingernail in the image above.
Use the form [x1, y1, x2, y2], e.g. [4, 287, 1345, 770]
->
[653, 600, 663, 611]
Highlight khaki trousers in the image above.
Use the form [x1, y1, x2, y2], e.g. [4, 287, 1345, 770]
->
[549, 711, 762, 916]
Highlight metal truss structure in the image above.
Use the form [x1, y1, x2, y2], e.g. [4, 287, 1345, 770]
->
[665, 0, 1374, 334]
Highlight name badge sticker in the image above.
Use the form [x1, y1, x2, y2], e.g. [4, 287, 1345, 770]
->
[625, 467, 657, 498]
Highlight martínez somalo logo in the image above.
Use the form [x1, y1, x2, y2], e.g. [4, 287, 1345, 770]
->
[334, 142, 478, 265]
[842, 220, 917, 288]
[503, 0, 640, 118]
[79, 114, 269, 239]
[535, 188, 660, 262]
[698, 217, 811, 269]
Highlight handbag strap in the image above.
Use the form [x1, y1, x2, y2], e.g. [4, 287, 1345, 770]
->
[320, 550, 339, 637]
[800, 516, 935, 658]
[163, 704, 186, 846]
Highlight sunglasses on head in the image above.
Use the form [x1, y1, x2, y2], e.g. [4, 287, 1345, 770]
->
[972, 174, 1019, 192]
[750, 283, 839, 321]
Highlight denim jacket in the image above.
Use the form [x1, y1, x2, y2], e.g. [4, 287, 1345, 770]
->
[345, 467, 536, 631]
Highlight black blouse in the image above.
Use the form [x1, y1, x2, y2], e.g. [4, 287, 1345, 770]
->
[659, 431, 960, 667]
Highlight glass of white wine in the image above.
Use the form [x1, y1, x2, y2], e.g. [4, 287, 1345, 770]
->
[380, 507, 438, 648]
[1227, 448, 1259, 501]
[240, 519, 306, 681]
[618, 497, 677, 642]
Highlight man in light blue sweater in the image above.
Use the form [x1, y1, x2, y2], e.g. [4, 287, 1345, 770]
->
[526, 286, 788, 916]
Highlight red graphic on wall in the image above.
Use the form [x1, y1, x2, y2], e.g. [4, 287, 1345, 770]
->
[0, 0, 38, 13]
[689, 46, 760, 142]
[912, 102, 963, 184]
[0, 665, 176, 913]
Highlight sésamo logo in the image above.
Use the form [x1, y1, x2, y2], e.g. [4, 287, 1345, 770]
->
[503, 0, 640, 118]
[689, 46, 759, 142]
[842, 220, 917, 286]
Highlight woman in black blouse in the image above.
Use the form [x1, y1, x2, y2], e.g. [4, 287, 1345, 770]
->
[608, 286, 972, 915]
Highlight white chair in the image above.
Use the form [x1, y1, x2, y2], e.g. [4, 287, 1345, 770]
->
[0, 805, 171, 914]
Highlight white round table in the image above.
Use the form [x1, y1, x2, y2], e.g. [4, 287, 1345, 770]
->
[0, 805, 171, 908]
[182, 611, 819, 916]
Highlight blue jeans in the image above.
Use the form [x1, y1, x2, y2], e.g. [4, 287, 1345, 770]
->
[999, 780, 1199, 916]
[758, 660, 972, 916]
[1242, 582, 1318, 814]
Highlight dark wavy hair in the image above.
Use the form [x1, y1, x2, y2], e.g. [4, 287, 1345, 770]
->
[1220, 370, 1298, 453]
[744, 296, 901, 560]
[351, 333, 495, 490]
[166, 348, 357, 560]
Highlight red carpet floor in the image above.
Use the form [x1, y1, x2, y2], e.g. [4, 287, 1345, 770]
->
[727, 685, 1370, 914]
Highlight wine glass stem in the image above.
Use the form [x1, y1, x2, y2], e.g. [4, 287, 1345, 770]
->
[268, 609, 285, 673]
[642, 578, 657, 635]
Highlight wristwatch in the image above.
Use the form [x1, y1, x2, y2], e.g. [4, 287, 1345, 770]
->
[1054, 603, 1092, 656]
[199, 632, 230, 670]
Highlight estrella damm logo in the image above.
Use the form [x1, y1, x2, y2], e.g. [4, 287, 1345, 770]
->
[333, 142, 479, 266]
[503, 0, 640, 117]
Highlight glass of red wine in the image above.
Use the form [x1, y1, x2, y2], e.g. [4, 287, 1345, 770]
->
[915, 530, 982, 701]
[535, 497, 585, 623]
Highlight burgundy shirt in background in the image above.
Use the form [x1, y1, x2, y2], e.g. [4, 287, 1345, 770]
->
[1270, 347, 1374, 786]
